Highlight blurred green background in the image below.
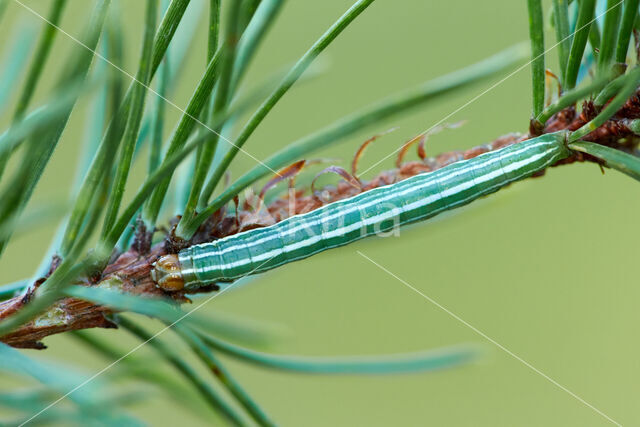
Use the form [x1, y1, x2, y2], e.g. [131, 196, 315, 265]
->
[1, 0, 638, 425]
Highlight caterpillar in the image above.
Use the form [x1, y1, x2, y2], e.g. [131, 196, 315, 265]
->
[152, 132, 570, 291]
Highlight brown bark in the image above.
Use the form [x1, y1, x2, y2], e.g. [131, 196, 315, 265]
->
[2, 93, 639, 349]
[0, 246, 183, 349]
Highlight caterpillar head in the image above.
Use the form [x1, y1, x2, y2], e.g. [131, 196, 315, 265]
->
[151, 254, 185, 291]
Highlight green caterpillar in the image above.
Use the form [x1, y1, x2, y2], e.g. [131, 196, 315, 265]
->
[152, 132, 570, 291]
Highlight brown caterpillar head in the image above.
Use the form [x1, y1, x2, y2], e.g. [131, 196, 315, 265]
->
[151, 254, 185, 291]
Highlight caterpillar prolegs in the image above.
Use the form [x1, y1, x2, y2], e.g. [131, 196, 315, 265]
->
[152, 132, 570, 291]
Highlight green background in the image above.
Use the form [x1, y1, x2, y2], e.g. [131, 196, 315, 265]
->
[1, 0, 638, 425]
